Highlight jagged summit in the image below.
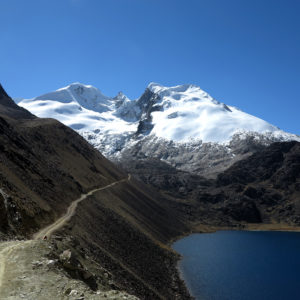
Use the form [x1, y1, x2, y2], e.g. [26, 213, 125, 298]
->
[114, 91, 129, 100]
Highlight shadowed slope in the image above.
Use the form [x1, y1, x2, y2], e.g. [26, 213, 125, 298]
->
[0, 84, 35, 120]
[0, 84, 191, 299]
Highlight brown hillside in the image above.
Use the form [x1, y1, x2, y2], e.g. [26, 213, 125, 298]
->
[0, 84, 191, 299]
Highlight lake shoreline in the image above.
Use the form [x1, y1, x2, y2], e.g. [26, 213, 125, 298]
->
[172, 225, 300, 300]
[192, 223, 300, 234]
[171, 223, 300, 300]
[170, 223, 300, 246]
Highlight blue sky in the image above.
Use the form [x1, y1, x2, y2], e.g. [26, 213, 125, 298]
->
[1, 0, 299, 134]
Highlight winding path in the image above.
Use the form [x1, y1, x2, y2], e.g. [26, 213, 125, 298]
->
[34, 175, 130, 240]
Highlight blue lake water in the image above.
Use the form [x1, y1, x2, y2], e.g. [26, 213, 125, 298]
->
[172, 231, 300, 300]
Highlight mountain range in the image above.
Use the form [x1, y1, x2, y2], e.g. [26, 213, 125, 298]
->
[17, 82, 300, 178]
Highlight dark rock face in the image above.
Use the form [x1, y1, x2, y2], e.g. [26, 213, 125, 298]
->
[127, 141, 300, 227]
[211, 141, 300, 224]
[217, 141, 299, 186]
[135, 89, 162, 136]
[117, 129, 288, 181]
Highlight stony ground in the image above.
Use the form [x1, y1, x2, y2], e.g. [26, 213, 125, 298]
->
[0, 240, 139, 300]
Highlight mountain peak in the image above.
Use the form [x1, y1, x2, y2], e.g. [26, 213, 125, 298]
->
[147, 82, 208, 97]
[114, 91, 129, 101]
[147, 82, 164, 91]
[58, 82, 94, 92]
[32, 82, 114, 114]
[0, 84, 10, 99]
[56, 82, 107, 99]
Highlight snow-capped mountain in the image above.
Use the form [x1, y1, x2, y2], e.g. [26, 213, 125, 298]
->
[140, 83, 284, 143]
[17, 82, 300, 177]
[17, 83, 137, 131]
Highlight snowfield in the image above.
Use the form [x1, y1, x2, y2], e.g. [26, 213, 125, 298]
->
[146, 83, 279, 143]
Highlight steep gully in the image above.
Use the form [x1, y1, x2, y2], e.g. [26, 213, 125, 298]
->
[0, 175, 130, 295]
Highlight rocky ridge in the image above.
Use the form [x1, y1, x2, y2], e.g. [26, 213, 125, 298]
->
[132, 141, 300, 228]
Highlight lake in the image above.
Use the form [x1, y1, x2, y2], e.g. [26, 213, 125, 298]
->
[172, 231, 300, 300]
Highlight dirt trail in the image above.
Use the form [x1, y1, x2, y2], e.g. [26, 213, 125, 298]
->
[34, 176, 129, 240]
[0, 242, 20, 291]
[0, 241, 31, 295]
[0, 176, 131, 299]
